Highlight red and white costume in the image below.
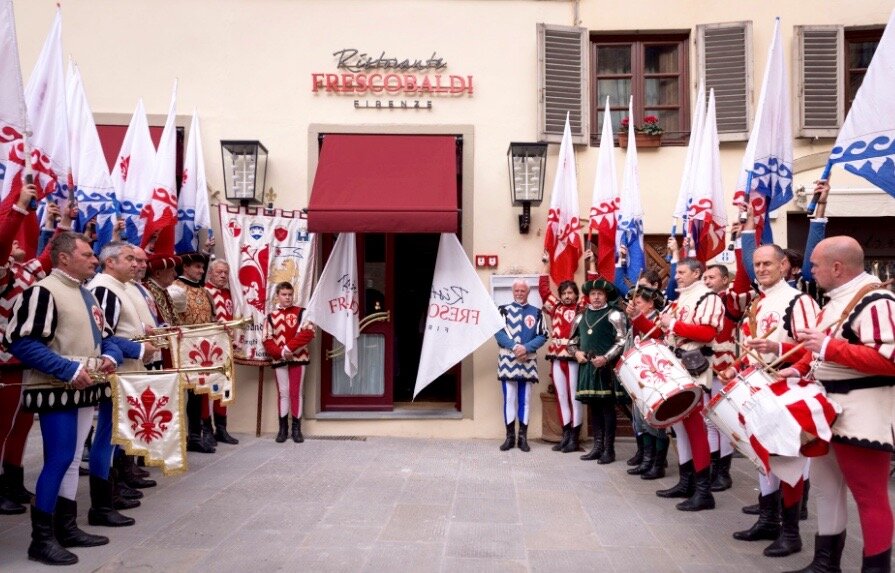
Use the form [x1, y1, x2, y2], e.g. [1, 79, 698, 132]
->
[205, 281, 233, 418]
[792, 272, 895, 561]
[539, 274, 583, 428]
[263, 305, 315, 419]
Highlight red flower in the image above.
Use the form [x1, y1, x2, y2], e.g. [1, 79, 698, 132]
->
[643, 115, 659, 124]
[620, 117, 630, 128]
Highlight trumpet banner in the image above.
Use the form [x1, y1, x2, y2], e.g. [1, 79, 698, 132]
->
[171, 329, 235, 404]
[218, 205, 316, 363]
[111, 372, 186, 476]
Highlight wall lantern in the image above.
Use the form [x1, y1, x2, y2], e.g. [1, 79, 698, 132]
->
[221, 140, 268, 206]
[507, 142, 547, 234]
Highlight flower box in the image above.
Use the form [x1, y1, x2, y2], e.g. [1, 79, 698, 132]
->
[617, 132, 663, 149]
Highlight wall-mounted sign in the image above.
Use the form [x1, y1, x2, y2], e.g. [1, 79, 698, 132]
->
[311, 49, 474, 110]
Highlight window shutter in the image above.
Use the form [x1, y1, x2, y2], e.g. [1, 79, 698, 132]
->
[794, 25, 843, 138]
[696, 21, 753, 141]
[538, 23, 589, 144]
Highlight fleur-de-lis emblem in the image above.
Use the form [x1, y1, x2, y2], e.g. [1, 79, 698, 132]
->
[187, 339, 224, 386]
[639, 353, 673, 384]
[127, 387, 173, 443]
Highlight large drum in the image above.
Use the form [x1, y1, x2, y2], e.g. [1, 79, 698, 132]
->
[615, 340, 703, 428]
[704, 368, 771, 474]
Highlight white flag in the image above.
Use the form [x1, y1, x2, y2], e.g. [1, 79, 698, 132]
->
[414, 234, 505, 399]
[827, 9, 895, 198]
[618, 96, 645, 285]
[140, 81, 178, 251]
[112, 99, 157, 245]
[0, 0, 26, 201]
[674, 82, 706, 220]
[543, 112, 582, 285]
[688, 89, 726, 262]
[176, 109, 210, 253]
[305, 233, 359, 378]
[589, 96, 619, 280]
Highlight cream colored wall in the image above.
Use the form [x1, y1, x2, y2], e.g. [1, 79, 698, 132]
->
[12, 0, 894, 438]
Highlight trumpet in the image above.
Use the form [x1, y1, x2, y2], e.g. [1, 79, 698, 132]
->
[132, 316, 253, 345]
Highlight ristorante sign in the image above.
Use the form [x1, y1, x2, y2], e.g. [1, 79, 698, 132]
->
[311, 49, 474, 109]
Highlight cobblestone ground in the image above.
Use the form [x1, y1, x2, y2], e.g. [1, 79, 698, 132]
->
[1, 432, 892, 572]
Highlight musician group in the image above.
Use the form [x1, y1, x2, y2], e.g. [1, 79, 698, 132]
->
[496, 179, 895, 572]
[0, 183, 316, 565]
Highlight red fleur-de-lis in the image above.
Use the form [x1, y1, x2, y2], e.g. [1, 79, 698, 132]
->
[186, 339, 225, 386]
[639, 353, 673, 385]
[126, 387, 173, 443]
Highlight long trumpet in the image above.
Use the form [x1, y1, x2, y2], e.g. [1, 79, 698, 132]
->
[90, 363, 232, 383]
[133, 316, 253, 346]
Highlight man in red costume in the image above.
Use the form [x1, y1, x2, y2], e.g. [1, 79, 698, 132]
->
[204, 259, 239, 445]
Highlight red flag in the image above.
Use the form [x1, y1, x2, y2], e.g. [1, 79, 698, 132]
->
[140, 82, 178, 251]
[543, 114, 581, 284]
[589, 98, 619, 279]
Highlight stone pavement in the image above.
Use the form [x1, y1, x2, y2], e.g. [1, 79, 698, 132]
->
[0, 432, 891, 572]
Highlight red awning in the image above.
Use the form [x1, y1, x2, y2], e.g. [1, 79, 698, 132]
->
[307, 134, 459, 233]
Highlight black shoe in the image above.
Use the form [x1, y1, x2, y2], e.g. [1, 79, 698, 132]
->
[552, 424, 570, 452]
[499, 423, 515, 451]
[214, 414, 239, 445]
[784, 531, 846, 573]
[860, 547, 891, 573]
[119, 455, 156, 489]
[580, 426, 604, 461]
[800, 479, 810, 521]
[676, 467, 715, 511]
[742, 501, 761, 515]
[53, 497, 109, 548]
[291, 417, 304, 443]
[276, 416, 289, 443]
[0, 493, 26, 514]
[733, 492, 781, 541]
[657, 461, 695, 498]
[201, 419, 217, 450]
[3, 462, 34, 504]
[764, 502, 802, 557]
[28, 505, 79, 566]
[87, 476, 135, 527]
[562, 424, 582, 453]
[642, 439, 668, 480]
[710, 454, 733, 492]
[517, 423, 531, 452]
[188, 431, 215, 453]
[627, 434, 645, 466]
[132, 459, 150, 478]
[629, 435, 655, 475]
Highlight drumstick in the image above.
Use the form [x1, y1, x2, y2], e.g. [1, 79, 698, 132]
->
[732, 326, 777, 364]
[766, 341, 807, 370]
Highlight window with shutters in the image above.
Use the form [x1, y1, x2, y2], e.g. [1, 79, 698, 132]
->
[588, 33, 690, 146]
[696, 22, 753, 141]
[538, 24, 589, 144]
[795, 25, 883, 138]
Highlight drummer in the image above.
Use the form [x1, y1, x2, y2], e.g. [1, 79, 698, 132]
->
[629, 255, 722, 512]
[720, 243, 819, 558]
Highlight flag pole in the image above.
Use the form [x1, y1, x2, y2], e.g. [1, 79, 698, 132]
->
[807, 160, 834, 216]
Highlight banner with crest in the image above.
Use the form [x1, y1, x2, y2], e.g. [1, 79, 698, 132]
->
[111, 371, 186, 476]
[218, 205, 317, 363]
[170, 328, 235, 404]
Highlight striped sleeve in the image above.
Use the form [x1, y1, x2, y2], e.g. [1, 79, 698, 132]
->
[5, 285, 57, 345]
[854, 296, 895, 361]
[788, 294, 820, 341]
[693, 293, 724, 332]
[92, 286, 122, 333]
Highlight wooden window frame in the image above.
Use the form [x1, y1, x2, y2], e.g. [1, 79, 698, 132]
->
[588, 32, 691, 147]
[844, 27, 884, 115]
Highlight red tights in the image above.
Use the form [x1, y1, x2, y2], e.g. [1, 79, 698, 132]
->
[0, 368, 34, 467]
[833, 442, 893, 556]
[682, 404, 711, 472]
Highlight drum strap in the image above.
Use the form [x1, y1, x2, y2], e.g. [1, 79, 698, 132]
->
[821, 375, 895, 395]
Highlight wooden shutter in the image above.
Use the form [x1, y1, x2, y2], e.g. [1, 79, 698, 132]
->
[794, 25, 843, 138]
[696, 21, 753, 141]
[538, 24, 589, 144]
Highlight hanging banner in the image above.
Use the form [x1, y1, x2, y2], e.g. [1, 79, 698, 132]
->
[218, 205, 316, 363]
[111, 371, 186, 476]
[170, 328, 236, 404]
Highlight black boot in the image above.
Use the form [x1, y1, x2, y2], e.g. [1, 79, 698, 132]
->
[676, 467, 715, 511]
[784, 531, 846, 573]
[580, 425, 604, 461]
[499, 423, 515, 451]
[764, 502, 802, 557]
[733, 492, 781, 541]
[597, 416, 616, 464]
[517, 423, 531, 452]
[629, 434, 655, 475]
[562, 424, 582, 453]
[627, 434, 645, 466]
[861, 548, 891, 573]
[110, 468, 142, 510]
[801, 479, 810, 521]
[120, 455, 156, 489]
[28, 505, 78, 565]
[275, 416, 289, 443]
[132, 458, 150, 478]
[0, 470, 25, 514]
[53, 497, 108, 547]
[642, 438, 668, 480]
[656, 460, 695, 498]
[552, 424, 571, 452]
[187, 428, 215, 453]
[743, 500, 761, 515]
[201, 418, 217, 450]
[291, 417, 304, 443]
[214, 413, 239, 445]
[87, 476, 135, 527]
[711, 454, 733, 492]
[3, 462, 34, 504]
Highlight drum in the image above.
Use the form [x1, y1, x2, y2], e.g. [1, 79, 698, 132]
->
[615, 339, 703, 428]
[704, 368, 772, 474]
